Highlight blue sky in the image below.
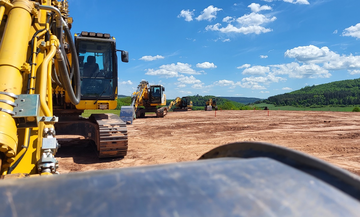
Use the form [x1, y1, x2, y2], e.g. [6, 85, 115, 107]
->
[68, 0, 360, 99]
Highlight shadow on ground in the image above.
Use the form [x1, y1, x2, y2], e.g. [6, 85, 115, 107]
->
[56, 139, 124, 164]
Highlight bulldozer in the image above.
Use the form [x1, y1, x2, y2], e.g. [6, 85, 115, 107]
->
[205, 98, 218, 111]
[0, 0, 129, 176]
[120, 80, 167, 120]
[167, 96, 193, 111]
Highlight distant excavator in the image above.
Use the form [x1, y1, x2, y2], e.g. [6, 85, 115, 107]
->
[205, 98, 218, 111]
[168, 97, 193, 111]
[120, 81, 167, 121]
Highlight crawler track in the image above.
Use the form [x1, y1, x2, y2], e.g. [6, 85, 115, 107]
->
[92, 113, 128, 158]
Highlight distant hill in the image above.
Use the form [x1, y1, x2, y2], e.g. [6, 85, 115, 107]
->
[118, 95, 129, 98]
[262, 78, 360, 107]
[221, 97, 262, 104]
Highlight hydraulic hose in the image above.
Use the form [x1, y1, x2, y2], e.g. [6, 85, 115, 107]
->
[56, 47, 80, 105]
[63, 23, 81, 103]
[38, 4, 80, 105]
[52, 64, 62, 87]
[40, 41, 57, 117]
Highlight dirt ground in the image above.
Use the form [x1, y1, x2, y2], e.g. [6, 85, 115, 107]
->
[56, 110, 360, 176]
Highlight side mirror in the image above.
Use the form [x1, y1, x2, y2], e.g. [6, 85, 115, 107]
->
[117, 49, 129, 63]
[121, 50, 129, 63]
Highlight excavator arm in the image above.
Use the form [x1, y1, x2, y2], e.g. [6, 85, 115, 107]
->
[131, 81, 149, 112]
[167, 97, 181, 111]
[0, 0, 79, 176]
[120, 81, 149, 123]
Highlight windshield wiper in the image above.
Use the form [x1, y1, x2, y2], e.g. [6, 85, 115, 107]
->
[93, 85, 110, 105]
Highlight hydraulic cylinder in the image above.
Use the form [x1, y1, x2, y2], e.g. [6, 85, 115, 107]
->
[0, 0, 33, 162]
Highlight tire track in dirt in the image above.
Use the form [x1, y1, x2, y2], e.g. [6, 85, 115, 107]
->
[57, 110, 360, 176]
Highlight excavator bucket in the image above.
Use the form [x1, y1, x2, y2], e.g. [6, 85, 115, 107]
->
[205, 105, 212, 111]
[120, 106, 134, 124]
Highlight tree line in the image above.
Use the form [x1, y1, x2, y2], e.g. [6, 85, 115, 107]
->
[117, 95, 255, 110]
[258, 78, 360, 107]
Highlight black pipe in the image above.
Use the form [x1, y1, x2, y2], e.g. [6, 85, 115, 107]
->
[55, 47, 80, 105]
[64, 24, 81, 104]
[51, 64, 62, 87]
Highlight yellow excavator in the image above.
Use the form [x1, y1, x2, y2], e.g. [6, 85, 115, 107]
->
[1, 1, 360, 215]
[205, 98, 217, 111]
[0, 0, 128, 176]
[168, 96, 193, 111]
[120, 80, 167, 120]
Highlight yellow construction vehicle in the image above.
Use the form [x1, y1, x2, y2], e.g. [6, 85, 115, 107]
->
[2, 1, 360, 215]
[205, 98, 217, 111]
[121, 81, 167, 120]
[0, 0, 128, 176]
[168, 96, 193, 111]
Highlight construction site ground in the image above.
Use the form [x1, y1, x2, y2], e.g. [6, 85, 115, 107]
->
[56, 110, 360, 176]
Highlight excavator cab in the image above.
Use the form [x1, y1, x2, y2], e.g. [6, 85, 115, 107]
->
[150, 85, 165, 104]
[180, 97, 189, 108]
[75, 31, 128, 108]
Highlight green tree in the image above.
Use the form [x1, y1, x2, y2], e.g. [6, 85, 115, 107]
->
[352, 107, 360, 112]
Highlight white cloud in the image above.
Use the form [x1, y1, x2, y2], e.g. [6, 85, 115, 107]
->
[285, 45, 338, 64]
[260, 91, 270, 93]
[282, 87, 292, 91]
[213, 74, 284, 90]
[283, 0, 310, 4]
[119, 80, 133, 85]
[263, 0, 309, 4]
[214, 80, 237, 86]
[260, 55, 268, 59]
[177, 84, 186, 88]
[139, 55, 165, 61]
[237, 64, 251, 69]
[192, 83, 205, 89]
[206, 23, 273, 34]
[206, 6, 276, 35]
[240, 80, 266, 90]
[343, 23, 360, 39]
[333, 30, 338, 34]
[285, 45, 360, 71]
[324, 55, 360, 70]
[223, 16, 235, 23]
[240, 74, 286, 90]
[237, 12, 276, 26]
[248, 3, 272, 13]
[349, 70, 360, 75]
[242, 65, 270, 76]
[242, 74, 286, 84]
[177, 75, 201, 84]
[178, 9, 195, 22]
[196, 5, 222, 21]
[272, 62, 331, 79]
[145, 62, 200, 78]
[176, 75, 203, 89]
[179, 90, 192, 94]
[223, 39, 231, 42]
[196, 62, 217, 69]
